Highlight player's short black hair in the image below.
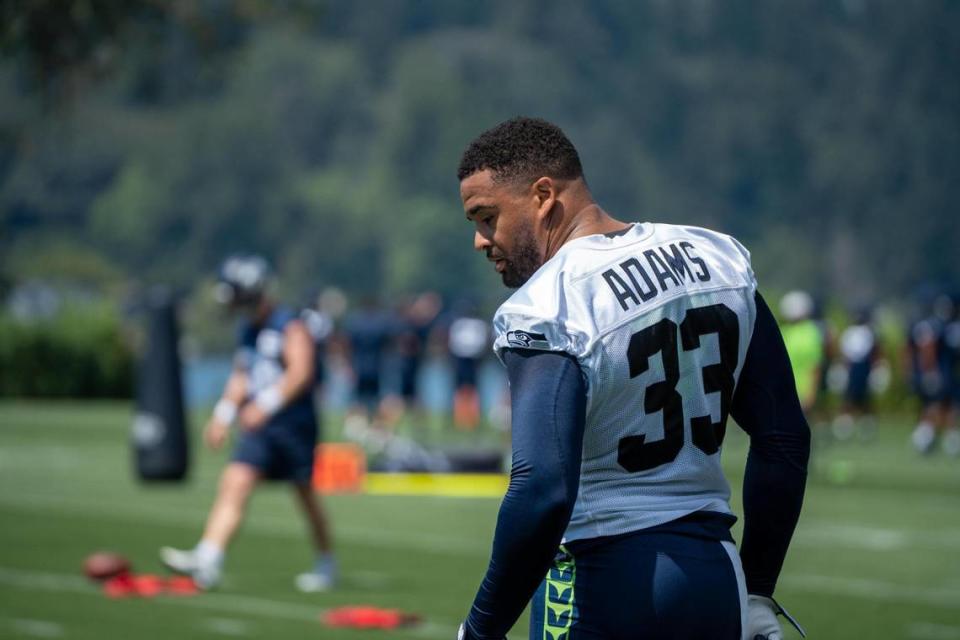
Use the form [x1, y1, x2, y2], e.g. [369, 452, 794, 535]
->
[456, 117, 584, 184]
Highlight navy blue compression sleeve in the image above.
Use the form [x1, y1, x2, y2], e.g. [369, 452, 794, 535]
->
[464, 349, 587, 640]
[731, 291, 811, 598]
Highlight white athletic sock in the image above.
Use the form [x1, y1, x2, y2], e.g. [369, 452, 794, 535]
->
[314, 552, 336, 573]
[195, 540, 224, 567]
[943, 428, 960, 457]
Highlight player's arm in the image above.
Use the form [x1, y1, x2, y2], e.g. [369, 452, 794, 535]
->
[239, 320, 316, 429]
[462, 348, 587, 640]
[731, 291, 811, 635]
[205, 368, 248, 449]
[277, 320, 317, 400]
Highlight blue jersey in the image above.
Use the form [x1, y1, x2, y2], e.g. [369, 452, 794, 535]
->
[345, 309, 394, 380]
[236, 306, 316, 427]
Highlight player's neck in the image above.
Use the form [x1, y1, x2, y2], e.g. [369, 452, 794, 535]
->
[252, 299, 274, 326]
[544, 199, 630, 261]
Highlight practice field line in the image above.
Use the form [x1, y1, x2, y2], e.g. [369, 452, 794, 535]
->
[6, 489, 960, 564]
[8, 490, 960, 557]
[906, 622, 960, 639]
[200, 617, 251, 637]
[794, 522, 960, 551]
[0, 566, 451, 639]
[5, 618, 65, 638]
[783, 574, 960, 609]
[0, 491, 488, 556]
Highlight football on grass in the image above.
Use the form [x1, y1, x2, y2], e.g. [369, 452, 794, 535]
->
[83, 552, 131, 581]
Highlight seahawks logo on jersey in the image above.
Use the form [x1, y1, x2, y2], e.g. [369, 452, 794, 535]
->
[506, 330, 550, 349]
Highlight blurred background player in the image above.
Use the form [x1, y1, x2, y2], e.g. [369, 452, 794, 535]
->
[833, 306, 882, 441]
[811, 295, 838, 428]
[160, 255, 336, 591]
[907, 292, 952, 454]
[446, 299, 489, 431]
[342, 296, 394, 439]
[300, 288, 341, 428]
[944, 293, 960, 455]
[387, 291, 442, 429]
[779, 290, 825, 416]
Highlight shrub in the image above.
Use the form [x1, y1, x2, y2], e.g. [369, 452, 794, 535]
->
[0, 304, 134, 398]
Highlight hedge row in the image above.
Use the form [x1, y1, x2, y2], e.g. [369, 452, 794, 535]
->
[0, 306, 134, 398]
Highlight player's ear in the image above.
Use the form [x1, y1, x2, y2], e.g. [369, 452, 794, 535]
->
[531, 177, 557, 220]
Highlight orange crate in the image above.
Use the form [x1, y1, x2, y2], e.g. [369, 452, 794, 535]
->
[312, 443, 366, 494]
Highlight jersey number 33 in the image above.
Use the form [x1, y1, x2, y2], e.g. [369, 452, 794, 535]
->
[619, 303, 740, 472]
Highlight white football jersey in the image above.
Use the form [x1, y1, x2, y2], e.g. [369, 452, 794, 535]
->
[492, 222, 758, 543]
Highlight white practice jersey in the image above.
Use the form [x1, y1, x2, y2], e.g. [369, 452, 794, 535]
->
[492, 222, 758, 543]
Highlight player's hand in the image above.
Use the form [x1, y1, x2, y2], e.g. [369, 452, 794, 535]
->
[204, 419, 230, 450]
[747, 595, 806, 639]
[746, 595, 783, 640]
[239, 403, 270, 430]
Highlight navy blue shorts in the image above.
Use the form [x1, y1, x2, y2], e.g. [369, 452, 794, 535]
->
[355, 373, 381, 410]
[232, 419, 317, 483]
[400, 363, 419, 400]
[529, 531, 745, 640]
[845, 363, 871, 407]
[454, 357, 479, 388]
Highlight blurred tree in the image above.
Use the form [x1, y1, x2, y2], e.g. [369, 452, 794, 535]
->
[0, 0, 955, 334]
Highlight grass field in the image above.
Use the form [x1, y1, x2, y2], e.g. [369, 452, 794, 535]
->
[1, 401, 958, 639]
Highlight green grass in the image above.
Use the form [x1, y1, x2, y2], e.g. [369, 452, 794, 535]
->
[1, 401, 958, 639]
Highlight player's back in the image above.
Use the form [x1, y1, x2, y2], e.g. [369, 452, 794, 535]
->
[493, 222, 758, 542]
[237, 306, 316, 425]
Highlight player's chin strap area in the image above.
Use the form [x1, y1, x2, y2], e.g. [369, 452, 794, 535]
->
[771, 597, 807, 638]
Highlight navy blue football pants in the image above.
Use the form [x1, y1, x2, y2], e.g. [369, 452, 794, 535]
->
[232, 418, 317, 482]
[529, 532, 745, 640]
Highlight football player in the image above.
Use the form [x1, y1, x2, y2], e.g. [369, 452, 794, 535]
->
[160, 255, 336, 591]
[456, 118, 809, 639]
[834, 306, 882, 441]
[907, 292, 953, 454]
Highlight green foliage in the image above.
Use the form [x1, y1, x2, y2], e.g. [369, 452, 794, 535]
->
[0, 1, 957, 304]
[0, 304, 133, 398]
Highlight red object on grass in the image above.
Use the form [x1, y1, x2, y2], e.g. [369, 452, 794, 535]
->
[102, 573, 199, 598]
[132, 574, 164, 597]
[322, 606, 422, 630]
[83, 552, 131, 581]
[166, 575, 200, 595]
[103, 572, 136, 598]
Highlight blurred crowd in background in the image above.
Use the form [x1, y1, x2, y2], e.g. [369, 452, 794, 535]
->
[214, 266, 960, 462]
[4, 259, 960, 463]
[776, 286, 960, 457]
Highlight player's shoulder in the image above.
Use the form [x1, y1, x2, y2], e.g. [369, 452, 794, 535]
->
[491, 234, 607, 358]
[649, 222, 753, 263]
[267, 306, 303, 332]
[493, 263, 582, 357]
[647, 222, 756, 289]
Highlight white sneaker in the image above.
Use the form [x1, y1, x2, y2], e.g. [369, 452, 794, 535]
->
[295, 556, 336, 592]
[160, 546, 221, 590]
[943, 428, 960, 457]
[912, 422, 936, 455]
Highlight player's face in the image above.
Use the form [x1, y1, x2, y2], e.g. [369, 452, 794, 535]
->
[461, 169, 548, 288]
